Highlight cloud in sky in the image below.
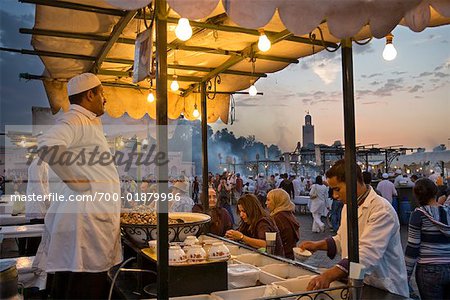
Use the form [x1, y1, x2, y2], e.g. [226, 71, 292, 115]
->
[408, 85, 422, 93]
[311, 58, 340, 84]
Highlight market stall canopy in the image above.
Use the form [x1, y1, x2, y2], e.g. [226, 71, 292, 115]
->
[23, 0, 449, 122]
[396, 150, 450, 167]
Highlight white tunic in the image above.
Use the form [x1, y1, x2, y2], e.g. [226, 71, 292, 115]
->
[333, 187, 409, 297]
[25, 158, 50, 220]
[38, 105, 122, 272]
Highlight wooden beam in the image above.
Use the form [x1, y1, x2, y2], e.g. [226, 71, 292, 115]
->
[19, 28, 135, 45]
[165, 17, 338, 49]
[19, 0, 125, 16]
[90, 11, 137, 73]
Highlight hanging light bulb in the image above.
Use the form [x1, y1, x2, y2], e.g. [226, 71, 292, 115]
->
[192, 104, 200, 118]
[258, 29, 271, 52]
[175, 18, 192, 41]
[171, 75, 179, 91]
[249, 84, 257, 96]
[147, 91, 155, 103]
[383, 33, 397, 61]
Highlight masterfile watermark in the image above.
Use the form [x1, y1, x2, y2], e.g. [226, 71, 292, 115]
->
[29, 143, 170, 172]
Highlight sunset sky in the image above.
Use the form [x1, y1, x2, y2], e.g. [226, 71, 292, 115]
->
[1, 1, 449, 152]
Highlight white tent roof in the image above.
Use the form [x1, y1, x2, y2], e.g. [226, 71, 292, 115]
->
[27, 0, 450, 122]
[396, 150, 450, 165]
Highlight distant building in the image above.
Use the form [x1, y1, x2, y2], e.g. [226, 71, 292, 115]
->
[302, 113, 315, 149]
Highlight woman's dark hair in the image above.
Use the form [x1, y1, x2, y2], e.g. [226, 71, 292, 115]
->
[326, 159, 363, 184]
[315, 175, 323, 185]
[237, 194, 268, 233]
[413, 178, 437, 206]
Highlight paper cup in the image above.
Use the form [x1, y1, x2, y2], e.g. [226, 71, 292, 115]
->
[265, 232, 277, 241]
[148, 240, 157, 253]
[349, 262, 365, 280]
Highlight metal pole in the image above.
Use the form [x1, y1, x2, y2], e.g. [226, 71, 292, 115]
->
[201, 82, 209, 212]
[365, 152, 369, 171]
[341, 38, 359, 267]
[322, 152, 326, 175]
[155, 0, 169, 298]
[385, 151, 389, 172]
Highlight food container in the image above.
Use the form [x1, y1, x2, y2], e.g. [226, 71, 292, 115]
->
[293, 247, 312, 263]
[169, 245, 187, 265]
[202, 239, 216, 255]
[186, 245, 207, 263]
[184, 235, 200, 248]
[120, 212, 211, 246]
[148, 240, 157, 254]
[208, 242, 230, 260]
[233, 253, 279, 267]
[227, 264, 260, 289]
[272, 276, 346, 299]
[212, 284, 290, 300]
[260, 263, 312, 283]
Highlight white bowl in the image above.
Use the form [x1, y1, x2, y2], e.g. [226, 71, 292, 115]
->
[186, 245, 207, 262]
[169, 245, 187, 265]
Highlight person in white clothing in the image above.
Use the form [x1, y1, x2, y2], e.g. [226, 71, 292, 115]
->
[37, 73, 122, 299]
[292, 175, 301, 196]
[26, 156, 50, 221]
[24, 156, 50, 255]
[376, 173, 397, 204]
[299, 160, 408, 297]
[309, 175, 328, 233]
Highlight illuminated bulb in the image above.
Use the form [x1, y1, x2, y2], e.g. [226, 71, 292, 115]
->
[147, 91, 155, 103]
[192, 105, 200, 118]
[175, 18, 192, 41]
[249, 84, 257, 96]
[258, 30, 271, 52]
[383, 34, 397, 61]
[170, 76, 179, 91]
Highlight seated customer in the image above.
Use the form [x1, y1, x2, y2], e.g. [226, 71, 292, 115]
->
[266, 189, 300, 259]
[225, 194, 284, 256]
[192, 189, 233, 236]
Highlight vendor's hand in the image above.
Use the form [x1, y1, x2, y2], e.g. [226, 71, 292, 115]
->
[307, 274, 332, 291]
[298, 240, 319, 253]
[225, 230, 243, 241]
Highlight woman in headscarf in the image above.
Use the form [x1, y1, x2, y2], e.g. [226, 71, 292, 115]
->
[225, 194, 284, 257]
[192, 188, 232, 236]
[405, 178, 450, 300]
[266, 189, 300, 259]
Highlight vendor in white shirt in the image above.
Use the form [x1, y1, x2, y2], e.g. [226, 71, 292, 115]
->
[37, 73, 122, 299]
[299, 159, 408, 298]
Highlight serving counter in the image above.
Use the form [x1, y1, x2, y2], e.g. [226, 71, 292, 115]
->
[112, 234, 407, 299]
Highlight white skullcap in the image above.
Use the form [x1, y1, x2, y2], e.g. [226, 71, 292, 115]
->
[395, 169, 402, 175]
[67, 73, 101, 96]
[382, 173, 389, 179]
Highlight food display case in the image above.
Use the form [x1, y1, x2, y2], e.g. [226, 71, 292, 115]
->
[114, 231, 407, 299]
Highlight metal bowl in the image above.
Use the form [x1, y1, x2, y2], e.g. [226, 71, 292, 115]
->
[121, 212, 211, 247]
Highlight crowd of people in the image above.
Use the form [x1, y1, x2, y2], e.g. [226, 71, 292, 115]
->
[1, 72, 448, 299]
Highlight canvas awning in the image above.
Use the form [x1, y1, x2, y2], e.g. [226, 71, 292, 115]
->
[23, 0, 449, 123]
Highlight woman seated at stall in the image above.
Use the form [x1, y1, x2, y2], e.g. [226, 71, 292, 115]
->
[266, 189, 300, 259]
[225, 194, 284, 256]
[192, 188, 233, 236]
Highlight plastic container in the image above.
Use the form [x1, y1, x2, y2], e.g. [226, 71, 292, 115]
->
[233, 253, 279, 267]
[260, 263, 312, 281]
[273, 276, 346, 299]
[212, 284, 290, 300]
[227, 264, 260, 289]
